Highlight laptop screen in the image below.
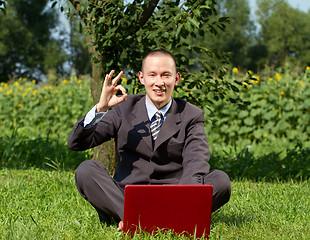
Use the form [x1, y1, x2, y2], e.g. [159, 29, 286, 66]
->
[123, 185, 213, 238]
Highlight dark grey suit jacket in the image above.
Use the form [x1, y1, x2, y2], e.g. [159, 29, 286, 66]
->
[68, 94, 210, 185]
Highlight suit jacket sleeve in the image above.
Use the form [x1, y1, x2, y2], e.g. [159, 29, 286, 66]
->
[67, 106, 121, 151]
[178, 110, 210, 185]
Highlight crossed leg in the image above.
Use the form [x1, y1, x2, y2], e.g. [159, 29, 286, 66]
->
[75, 160, 231, 231]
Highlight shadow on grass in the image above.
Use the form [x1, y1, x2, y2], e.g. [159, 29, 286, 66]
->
[0, 131, 91, 170]
[210, 142, 310, 181]
[211, 210, 252, 228]
[1, 132, 309, 181]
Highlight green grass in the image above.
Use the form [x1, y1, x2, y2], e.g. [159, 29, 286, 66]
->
[0, 169, 309, 239]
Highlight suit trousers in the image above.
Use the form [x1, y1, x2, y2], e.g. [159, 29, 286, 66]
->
[75, 160, 231, 223]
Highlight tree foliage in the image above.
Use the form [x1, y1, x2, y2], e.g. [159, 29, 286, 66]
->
[0, 0, 67, 82]
[50, 0, 243, 109]
[204, 0, 256, 69]
[257, 0, 310, 68]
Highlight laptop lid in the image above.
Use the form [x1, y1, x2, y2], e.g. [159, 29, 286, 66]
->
[123, 185, 213, 238]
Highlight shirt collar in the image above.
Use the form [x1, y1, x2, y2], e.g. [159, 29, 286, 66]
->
[145, 97, 172, 121]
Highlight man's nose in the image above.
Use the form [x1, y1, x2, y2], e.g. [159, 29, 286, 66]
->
[155, 77, 164, 86]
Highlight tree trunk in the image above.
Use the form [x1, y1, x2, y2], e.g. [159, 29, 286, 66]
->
[88, 42, 116, 175]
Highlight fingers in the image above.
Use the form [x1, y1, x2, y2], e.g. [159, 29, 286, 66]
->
[104, 70, 123, 87]
[115, 85, 127, 95]
[113, 85, 127, 104]
[103, 70, 114, 87]
[111, 71, 123, 86]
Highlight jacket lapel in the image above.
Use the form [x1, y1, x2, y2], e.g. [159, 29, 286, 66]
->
[130, 96, 153, 151]
[154, 99, 181, 150]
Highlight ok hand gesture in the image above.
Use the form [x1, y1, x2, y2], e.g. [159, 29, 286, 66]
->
[96, 70, 127, 112]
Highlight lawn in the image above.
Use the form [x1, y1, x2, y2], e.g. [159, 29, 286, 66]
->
[0, 169, 309, 239]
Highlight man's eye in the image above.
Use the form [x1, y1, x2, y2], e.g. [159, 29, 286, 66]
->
[163, 74, 171, 77]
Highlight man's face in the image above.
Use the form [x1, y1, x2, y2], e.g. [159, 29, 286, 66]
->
[138, 55, 180, 109]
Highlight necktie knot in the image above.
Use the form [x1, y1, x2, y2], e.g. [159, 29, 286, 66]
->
[150, 111, 163, 141]
[154, 111, 162, 121]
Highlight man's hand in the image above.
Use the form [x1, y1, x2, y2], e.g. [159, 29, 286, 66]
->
[117, 221, 123, 231]
[96, 70, 127, 112]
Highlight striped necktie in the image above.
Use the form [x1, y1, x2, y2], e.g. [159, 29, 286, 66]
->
[150, 111, 163, 141]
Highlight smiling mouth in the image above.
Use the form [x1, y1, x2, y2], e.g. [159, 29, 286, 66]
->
[153, 89, 166, 96]
[154, 88, 166, 93]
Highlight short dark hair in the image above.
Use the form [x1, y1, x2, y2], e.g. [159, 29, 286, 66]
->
[142, 49, 177, 72]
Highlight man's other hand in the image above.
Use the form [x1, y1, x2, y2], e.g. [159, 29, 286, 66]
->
[117, 221, 123, 231]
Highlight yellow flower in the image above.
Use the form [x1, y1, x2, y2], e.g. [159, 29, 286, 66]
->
[260, 95, 263, 98]
[0, 86, 2, 91]
[18, 87, 23, 92]
[26, 87, 32, 92]
[4, 83, 8, 88]
[56, 89, 60, 93]
[33, 90, 38, 95]
[17, 103, 22, 108]
[77, 80, 82, 84]
[54, 106, 58, 111]
[63, 79, 68, 83]
[22, 78, 26, 81]
[232, 67, 239, 74]
[267, 90, 270, 94]
[32, 80, 36, 85]
[300, 81, 304, 85]
[269, 78, 273, 82]
[23, 92, 27, 97]
[306, 66, 310, 71]
[251, 76, 260, 83]
[14, 81, 19, 87]
[280, 91, 284, 95]
[74, 76, 77, 81]
[121, 78, 127, 84]
[181, 78, 185, 81]
[275, 73, 281, 82]
[6, 90, 12, 95]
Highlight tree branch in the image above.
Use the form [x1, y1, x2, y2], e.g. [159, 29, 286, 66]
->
[134, 0, 160, 32]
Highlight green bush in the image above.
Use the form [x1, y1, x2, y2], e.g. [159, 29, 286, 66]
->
[205, 67, 310, 150]
[0, 76, 93, 141]
[0, 70, 309, 180]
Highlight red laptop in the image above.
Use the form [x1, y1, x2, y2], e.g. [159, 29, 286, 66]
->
[123, 185, 213, 238]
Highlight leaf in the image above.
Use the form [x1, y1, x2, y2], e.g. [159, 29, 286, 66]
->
[219, 17, 230, 23]
[239, 110, 248, 118]
[175, 25, 182, 37]
[98, 17, 106, 24]
[244, 117, 255, 126]
[188, 59, 195, 65]
[230, 84, 240, 92]
[188, 18, 199, 29]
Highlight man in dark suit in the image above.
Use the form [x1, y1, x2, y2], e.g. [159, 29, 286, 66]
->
[68, 49, 231, 230]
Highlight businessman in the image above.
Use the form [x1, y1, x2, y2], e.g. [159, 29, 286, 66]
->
[68, 49, 231, 231]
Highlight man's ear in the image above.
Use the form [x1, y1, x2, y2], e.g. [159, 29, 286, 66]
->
[138, 71, 145, 85]
[175, 72, 181, 86]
